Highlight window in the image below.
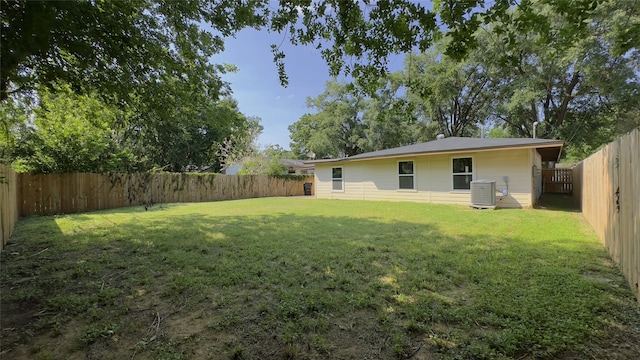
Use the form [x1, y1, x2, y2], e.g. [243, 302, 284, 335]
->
[452, 157, 473, 190]
[332, 167, 343, 191]
[398, 161, 415, 190]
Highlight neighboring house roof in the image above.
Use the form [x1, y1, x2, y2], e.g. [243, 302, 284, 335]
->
[278, 158, 315, 170]
[225, 159, 314, 175]
[278, 159, 313, 169]
[305, 137, 564, 164]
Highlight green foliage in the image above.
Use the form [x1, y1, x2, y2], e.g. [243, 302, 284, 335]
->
[2, 1, 263, 173]
[271, 174, 308, 181]
[0, 94, 31, 163]
[289, 80, 430, 159]
[2, 0, 619, 104]
[362, 73, 434, 149]
[267, 158, 289, 176]
[0, 0, 262, 103]
[487, 126, 513, 138]
[2, 85, 259, 173]
[289, 81, 370, 158]
[476, 0, 640, 153]
[78, 322, 118, 346]
[237, 145, 294, 176]
[10, 85, 139, 173]
[375, 0, 639, 162]
[262, 144, 296, 160]
[269, 0, 610, 93]
[404, 48, 495, 137]
[237, 156, 287, 176]
[2, 0, 637, 167]
[290, 0, 638, 162]
[133, 95, 261, 173]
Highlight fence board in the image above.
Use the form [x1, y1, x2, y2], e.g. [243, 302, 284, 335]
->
[17, 173, 313, 217]
[0, 164, 19, 251]
[542, 168, 573, 194]
[574, 128, 640, 302]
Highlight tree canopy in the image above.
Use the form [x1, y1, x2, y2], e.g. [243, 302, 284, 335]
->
[289, 79, 432, 158]
[2, 0, 624, 103]
[3, 85, 138, 173]
[0, 85, 260, 173]
[1, 0, 638, 169]
[1, 0, 265, 173]
[475, 0, 640, 159]
[1, 0, 258, 103]
[405, 48, 495, 138]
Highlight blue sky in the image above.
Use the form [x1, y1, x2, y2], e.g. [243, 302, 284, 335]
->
[215, 28, 406, 150]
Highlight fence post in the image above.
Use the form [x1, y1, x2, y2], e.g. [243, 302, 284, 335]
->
[0, 164, 20, 251]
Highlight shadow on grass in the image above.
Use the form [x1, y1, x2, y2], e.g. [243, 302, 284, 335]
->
[1, 203, 638, 360]
[536, 193, 581, 212]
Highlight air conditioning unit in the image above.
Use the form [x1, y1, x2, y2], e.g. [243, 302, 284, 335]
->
[470, 180, 496, 208]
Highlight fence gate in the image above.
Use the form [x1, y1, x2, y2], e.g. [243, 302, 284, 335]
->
[542, 168, 573, 194]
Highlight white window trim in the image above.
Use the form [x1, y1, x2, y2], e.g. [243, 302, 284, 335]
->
[451, 155, 474, 192]
[397, 159, 416, 191]
[331, 167, 344, 192]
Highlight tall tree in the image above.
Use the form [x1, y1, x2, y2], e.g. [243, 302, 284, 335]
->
[3, 1, 635, 165]
[479, 0, 640, 159]
[289, 81, 370, 158]
[8, 85, 139, 173]
[2, 84, 260, 173]
[289, 78, 434, 158]
[131, 87, 260, 172]
[404, 47, 496, 137]
[361, 72, 433, 149]
[267, 0, 607, 90]
[0, 94, 31, 163]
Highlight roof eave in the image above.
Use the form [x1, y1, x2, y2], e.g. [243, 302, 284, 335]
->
[305, 141, 564, 164]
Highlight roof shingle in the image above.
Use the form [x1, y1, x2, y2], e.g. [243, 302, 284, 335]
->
[306, 137, 564, 163]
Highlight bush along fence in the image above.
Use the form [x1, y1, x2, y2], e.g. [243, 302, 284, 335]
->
[573, 128, 640, 302]
[1, 164, 20, 251]
[17, 173, 313, 217]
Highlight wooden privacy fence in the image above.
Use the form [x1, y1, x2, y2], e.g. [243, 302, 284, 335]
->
[18, 173, 314, 217]
[1, 164, 20, 251]
[542, 168, 573, 194]
[573, 128, 639, 302]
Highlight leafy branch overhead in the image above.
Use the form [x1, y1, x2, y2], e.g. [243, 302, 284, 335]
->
[1, 0, 621, 102]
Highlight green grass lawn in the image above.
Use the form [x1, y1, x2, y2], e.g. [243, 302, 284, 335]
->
[1, 198, 639, 359]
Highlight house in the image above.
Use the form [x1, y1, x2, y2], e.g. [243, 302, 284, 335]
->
[279, 159, 315, 175]
[306, 136, 564, 208]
